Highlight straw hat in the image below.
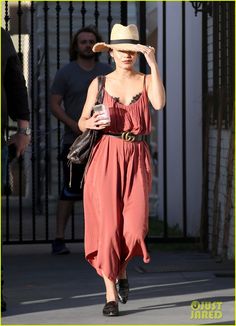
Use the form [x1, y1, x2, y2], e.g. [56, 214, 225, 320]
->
[92, 24, 141, 53]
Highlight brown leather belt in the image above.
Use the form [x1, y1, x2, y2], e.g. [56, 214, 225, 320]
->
[104, 131, 145, 142]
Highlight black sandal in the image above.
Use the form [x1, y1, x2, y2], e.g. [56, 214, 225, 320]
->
[102, 301, 119, 316]
[116, 279, 129, 304]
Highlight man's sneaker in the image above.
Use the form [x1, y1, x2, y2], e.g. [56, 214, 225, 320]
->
[51, 239, 70, 255]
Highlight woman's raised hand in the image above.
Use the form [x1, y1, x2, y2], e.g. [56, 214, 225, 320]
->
[136, 44, 157, 69]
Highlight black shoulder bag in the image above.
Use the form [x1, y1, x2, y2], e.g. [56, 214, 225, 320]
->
[67, 76, 105, 187]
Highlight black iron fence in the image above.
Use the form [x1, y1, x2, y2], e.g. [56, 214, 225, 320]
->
[2, 1, 154, 244]
[201, 1, 235, 250]
[2, 1, 222, 245]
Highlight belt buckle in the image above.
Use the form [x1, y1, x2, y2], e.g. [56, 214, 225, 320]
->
[121, 131, 135, 142]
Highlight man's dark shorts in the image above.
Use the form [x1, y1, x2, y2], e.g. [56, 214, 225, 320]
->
[60, 144, 85, 201]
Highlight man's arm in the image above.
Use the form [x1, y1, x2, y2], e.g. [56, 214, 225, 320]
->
[8, 120, 30, 157]
[4, 36, 30, 122]
[3, 29, 30, 156]
[50, 94, 80, 135]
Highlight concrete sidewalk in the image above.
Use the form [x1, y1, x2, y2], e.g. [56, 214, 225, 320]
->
[1, 244, 234, 325]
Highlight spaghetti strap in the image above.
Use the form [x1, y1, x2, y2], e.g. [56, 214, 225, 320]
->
[143, 74, 146, 89]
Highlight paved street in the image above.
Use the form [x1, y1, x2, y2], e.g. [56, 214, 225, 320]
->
[1, 244, 234, 325]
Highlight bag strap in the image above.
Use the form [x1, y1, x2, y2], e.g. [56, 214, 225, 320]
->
[96, 75, 105, 104]
[68, 76, 105, 188]
[78, 76, 105, 188]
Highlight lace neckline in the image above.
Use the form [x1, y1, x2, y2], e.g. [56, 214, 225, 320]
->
[104, 88, 144, 106]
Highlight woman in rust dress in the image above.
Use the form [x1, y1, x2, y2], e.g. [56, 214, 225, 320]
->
[79, 24, 165, 316]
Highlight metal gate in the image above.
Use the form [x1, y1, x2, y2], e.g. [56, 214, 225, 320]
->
[201, 1, 235, 251]
[2, 1, 205, 245]
[2, 1, 152, 244]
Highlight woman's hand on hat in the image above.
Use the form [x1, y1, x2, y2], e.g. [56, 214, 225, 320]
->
[86, 112, 109, 130]
[136, 44, 157, 68]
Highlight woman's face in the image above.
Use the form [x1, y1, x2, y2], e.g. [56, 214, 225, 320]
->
[110, 49, 137, 69]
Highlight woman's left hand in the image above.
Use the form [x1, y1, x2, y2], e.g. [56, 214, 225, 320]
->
[136, 44, 157, 69]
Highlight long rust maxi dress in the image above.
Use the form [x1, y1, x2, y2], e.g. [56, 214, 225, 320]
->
[84, 76, 152, 281]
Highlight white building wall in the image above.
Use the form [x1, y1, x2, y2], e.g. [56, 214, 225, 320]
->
[157, 2, 202, 236]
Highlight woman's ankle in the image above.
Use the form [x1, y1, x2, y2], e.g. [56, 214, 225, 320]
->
[118, 270, 127, 280]
[102, 271, 118, 303]
[106, 292, 118, 303]
[106, 283, 118, 302]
